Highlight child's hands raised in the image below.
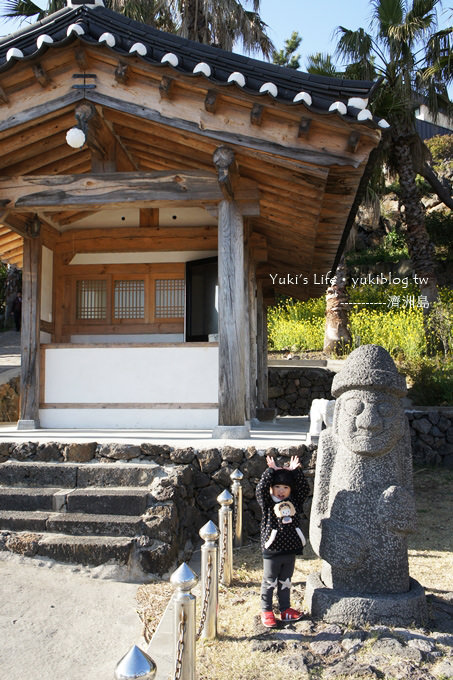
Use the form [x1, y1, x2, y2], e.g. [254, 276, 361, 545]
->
[288, 455, 300, 470]
[266, 455, 280, 470]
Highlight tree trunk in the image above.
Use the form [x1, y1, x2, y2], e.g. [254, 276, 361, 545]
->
[323, 257, 352, 355]
[184, 0, 208, 43]
[392, 132, 439, 307]
[392, 129, 439, 353]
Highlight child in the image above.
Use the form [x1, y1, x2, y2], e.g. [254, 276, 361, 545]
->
[256, 454, 310, 627]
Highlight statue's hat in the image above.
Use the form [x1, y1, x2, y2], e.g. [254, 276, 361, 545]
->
[331, 344, 407, 398]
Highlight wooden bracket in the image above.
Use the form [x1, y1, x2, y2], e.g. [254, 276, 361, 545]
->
[298, 117, 312, 138]
[33, 63, 51, 88]
[114, 61, 129, 85]
[204, 89, 218, 113]
[251, 103, 263, 126]
[347, 131, 361, 153]
[0, 85, 8, 104]
[213, 146, 237, 201]
[159, 76, 173, 100]
[74, 47, 88, 71]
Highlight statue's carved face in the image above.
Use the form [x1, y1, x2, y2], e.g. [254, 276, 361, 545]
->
[335, 389, 403, 456]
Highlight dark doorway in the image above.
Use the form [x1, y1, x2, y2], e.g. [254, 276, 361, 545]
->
[185, 257, 218, 341]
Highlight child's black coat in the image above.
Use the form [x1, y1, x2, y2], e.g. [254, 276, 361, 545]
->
[256, 467, 310, 557]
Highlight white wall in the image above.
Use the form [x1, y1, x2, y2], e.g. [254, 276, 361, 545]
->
[41, 344, 219, 428]
[39, 408, 218, 429]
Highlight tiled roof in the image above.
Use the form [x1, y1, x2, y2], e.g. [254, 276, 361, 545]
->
[0, 3, 388, 128]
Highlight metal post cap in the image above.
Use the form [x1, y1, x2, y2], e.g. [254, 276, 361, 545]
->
[217, 489, 233, 505]
[170, 562, 198, 590]
[114, 645, 157, 680]
[230, 469, 244, 481]
[199, 520, 219, 541]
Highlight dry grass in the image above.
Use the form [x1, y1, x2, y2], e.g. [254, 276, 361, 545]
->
[137, 467, 453, 679]
[408, 466, 453, 593]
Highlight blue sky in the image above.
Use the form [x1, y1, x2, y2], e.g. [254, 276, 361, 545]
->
[258, 0, 453, 70]
[0, 0, 452, 72]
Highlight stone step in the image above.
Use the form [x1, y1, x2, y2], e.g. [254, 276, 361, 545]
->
[66, 488, 150, 516]
[48, 512, 143, 537]
[0, 462, 77, 488]
[0, 510, 144, 537]
[0, 509, 50, 532]
[35, 533, 134, 566]
[0, 487, 64, 511]
[0, 460, 159, 488]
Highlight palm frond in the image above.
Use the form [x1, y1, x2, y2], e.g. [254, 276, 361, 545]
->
[336, 26, 373, 63]
[371, 0, 404, 38]
[306, 52, 338, 77]
[0, 0, 43, 20]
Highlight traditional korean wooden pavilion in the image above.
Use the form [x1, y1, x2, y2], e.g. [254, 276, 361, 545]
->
[0, 0, 386, 435]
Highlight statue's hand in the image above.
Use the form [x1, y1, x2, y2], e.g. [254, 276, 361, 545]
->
[319, 518, 367, 569]
[378, 485, 416, 534]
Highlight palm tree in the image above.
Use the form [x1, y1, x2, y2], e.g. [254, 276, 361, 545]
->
[0, 0, 273, 56]
[335, 0, 452, 315]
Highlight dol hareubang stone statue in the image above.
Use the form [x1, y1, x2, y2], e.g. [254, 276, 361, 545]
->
[306, 344, 427, 626]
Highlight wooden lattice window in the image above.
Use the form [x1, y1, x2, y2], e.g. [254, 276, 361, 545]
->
[113, 279, 145, 319]
[155, 279, 185, 318]
[76, 280, 107, 320]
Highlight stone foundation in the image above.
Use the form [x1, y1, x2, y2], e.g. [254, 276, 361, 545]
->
[0, 442, 317, 541]
[306, 572, 428, 628]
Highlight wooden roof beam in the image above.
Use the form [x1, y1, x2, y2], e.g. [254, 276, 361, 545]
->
[0, 170, 230, 211]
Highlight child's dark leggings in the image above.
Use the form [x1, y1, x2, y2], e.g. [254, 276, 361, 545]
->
[261, 554, 296, 612]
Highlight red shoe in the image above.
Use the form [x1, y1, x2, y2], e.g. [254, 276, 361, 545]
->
[261, 611, 278, 627]
[280, 608, 304, 622]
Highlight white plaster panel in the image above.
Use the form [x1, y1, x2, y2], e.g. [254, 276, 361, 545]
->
[39, 408, 218, 429]
[44, 346, 218, 403]
[41, 246, 53, 322]
[70, 251, 217, 265]
[70, 334, 184, 344]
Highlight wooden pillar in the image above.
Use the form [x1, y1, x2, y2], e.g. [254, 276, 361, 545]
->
[243, 233, 251, 423]
[248, 251, 258, 421]
[256, 282, 268, 409]
[18, 235, 41, 429]
[214, 198, 249, 437]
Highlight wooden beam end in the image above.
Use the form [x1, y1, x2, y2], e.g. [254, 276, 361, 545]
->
[115, 61, 129, 84]
[251, 103, 263, 126]
[347, 131, 361, 153]
[298, 117, 312, 138]
[159, 76, 174, 100]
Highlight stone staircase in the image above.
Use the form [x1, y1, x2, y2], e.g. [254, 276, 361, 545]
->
[0, 460, 169, 570]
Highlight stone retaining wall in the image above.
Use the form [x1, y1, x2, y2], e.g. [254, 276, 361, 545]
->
[268, 367, 453, 469]
[407, 410, 453, 469]
[0, 442, 317, 544]
[268, 367, 335, 416]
